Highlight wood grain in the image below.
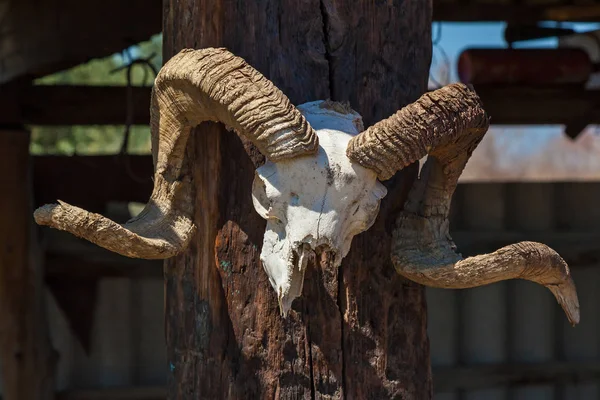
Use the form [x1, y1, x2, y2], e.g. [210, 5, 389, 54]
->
[0, 130, 56, 400]
[0, 86, 152, 126]
[162, 0, 432, 398]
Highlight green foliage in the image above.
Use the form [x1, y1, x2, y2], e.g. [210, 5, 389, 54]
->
[30, 34, 163, 155]
[29, 125, 152, 155]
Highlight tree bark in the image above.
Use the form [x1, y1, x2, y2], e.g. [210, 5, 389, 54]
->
[162, 1, 433, 398]
[0, 130, 56, 400]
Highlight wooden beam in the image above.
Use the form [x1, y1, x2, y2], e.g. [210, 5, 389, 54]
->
[33, 155, 153, 212]
[433, 362, 600, 392]
[0, 386, 166, 400]
[0, 86, 152, 126]
[45, 253, 162, 279]
[42, 222, 162, 280]
[0, 130, 56, 399]
[55, 386, 166, 400]
[473, 85, 600, 126]
[433, 3, 600, 22]
[0, 0, 161, 84]
[4, 85, 600, 126]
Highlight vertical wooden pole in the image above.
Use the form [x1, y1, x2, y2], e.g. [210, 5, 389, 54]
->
[162, 1, 432, 398]
[0, 129, 56, 400]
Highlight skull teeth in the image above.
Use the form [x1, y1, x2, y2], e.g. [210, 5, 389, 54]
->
[278, 244, 312, 317]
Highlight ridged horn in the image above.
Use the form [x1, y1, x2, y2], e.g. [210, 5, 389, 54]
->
[34, 48, 319, 259]
[346, 83, 488, 181]
[392, 214, 580, 326]
[350, 83, 579, 325]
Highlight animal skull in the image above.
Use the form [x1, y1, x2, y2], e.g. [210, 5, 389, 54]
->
[32, 48, 389, 314]
[33, 48, 580, 324]
[252, 101, 386, 315]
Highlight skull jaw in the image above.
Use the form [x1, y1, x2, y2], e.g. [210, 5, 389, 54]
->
[260, 228, 342, 316]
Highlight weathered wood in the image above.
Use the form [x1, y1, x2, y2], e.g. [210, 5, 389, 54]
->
[433, 362, 600, 392]
[163, 0, 431, 398]
[0, 0, 161, 84]
[0, 130, 56, 399]
[0, 86, 152, 126]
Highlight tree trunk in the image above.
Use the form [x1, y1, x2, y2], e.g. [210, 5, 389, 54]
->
[162, 1, 433, 398]
[0, 129, 56, 400]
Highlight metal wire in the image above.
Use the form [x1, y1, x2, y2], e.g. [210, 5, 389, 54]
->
[110, 52, 158, 183]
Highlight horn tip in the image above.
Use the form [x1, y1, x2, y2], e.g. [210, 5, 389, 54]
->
[548, 281, 580, 326]
[33, 202, 61, 226]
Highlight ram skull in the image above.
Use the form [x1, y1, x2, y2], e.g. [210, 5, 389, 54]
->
[252, 101, 386, 314]
[33, 48, 386, 315]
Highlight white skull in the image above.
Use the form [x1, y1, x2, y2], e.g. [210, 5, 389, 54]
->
[252, 101, 387, 315]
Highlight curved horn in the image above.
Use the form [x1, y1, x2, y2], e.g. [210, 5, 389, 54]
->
[347, 84, 488, 181]
[34, 48, 319, 259]
[350, 83, 579, 325]
[392, 214, 580, 325]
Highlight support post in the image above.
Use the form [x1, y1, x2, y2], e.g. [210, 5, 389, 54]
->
[0, 129, 56, 399]
[163, 1, 433, 398]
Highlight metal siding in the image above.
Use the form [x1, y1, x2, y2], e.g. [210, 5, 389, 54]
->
[462, 284, 509, 400]
[510, 280, 556, 400]
[509, 183, 556, 400]
[561, 266, 600, 399]
[430, 183, 600, 399]
[428, 288, 459, 398]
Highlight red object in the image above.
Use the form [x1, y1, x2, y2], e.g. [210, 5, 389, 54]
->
[457, 48, 592, 85]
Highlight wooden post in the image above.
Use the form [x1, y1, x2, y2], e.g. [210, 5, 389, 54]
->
[163, 1, 433, 398]
[0, 129, 56, 399]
